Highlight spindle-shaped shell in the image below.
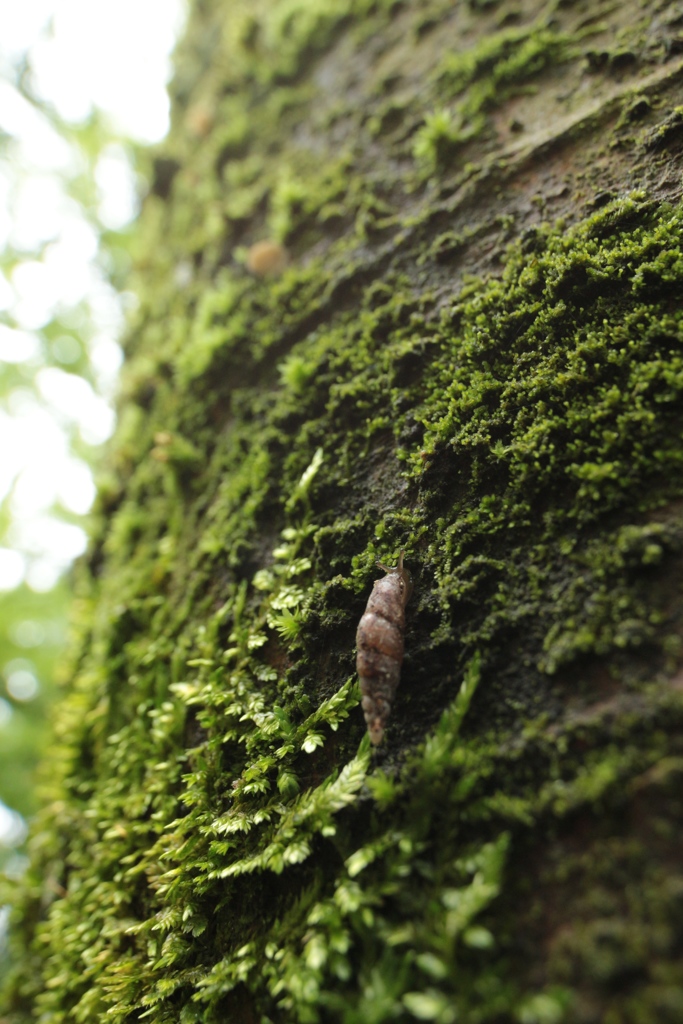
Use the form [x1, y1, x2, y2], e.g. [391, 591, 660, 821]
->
[356, 551, 412, 745]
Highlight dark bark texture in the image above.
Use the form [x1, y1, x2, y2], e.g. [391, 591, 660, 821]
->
[4, 0, 683, 1021]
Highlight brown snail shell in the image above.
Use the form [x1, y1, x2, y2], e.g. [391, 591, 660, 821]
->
[356, 551, 412, 745]
[246, 240, 288, 277]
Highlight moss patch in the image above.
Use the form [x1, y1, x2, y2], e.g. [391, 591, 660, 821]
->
[5, 0, 683, 1021]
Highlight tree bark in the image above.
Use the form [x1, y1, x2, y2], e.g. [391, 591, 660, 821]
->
[4, 0, 683, 1021]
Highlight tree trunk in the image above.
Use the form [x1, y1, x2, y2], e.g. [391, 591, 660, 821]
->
[4, 0, 683, 1021]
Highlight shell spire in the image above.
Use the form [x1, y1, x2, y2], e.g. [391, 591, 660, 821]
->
[356, 551, 412, 744]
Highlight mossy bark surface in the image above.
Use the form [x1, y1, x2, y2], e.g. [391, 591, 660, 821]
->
[4, 0, 683, 1021]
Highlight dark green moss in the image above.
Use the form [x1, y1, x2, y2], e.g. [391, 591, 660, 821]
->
[4, 0, 683, 1021]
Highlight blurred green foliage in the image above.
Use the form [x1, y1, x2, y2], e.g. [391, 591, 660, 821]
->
[0, 62, 135, 867]
[0, 585, 67, 819]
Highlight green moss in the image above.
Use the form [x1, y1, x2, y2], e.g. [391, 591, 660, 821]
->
[413, 109, 482, 171]
[5, 0, 683, 1021]
[434, 23, 570, 105]
[413, 22, 572, 172]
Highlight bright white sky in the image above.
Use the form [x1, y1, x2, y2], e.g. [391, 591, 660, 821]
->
[0, 0, 186, 592]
